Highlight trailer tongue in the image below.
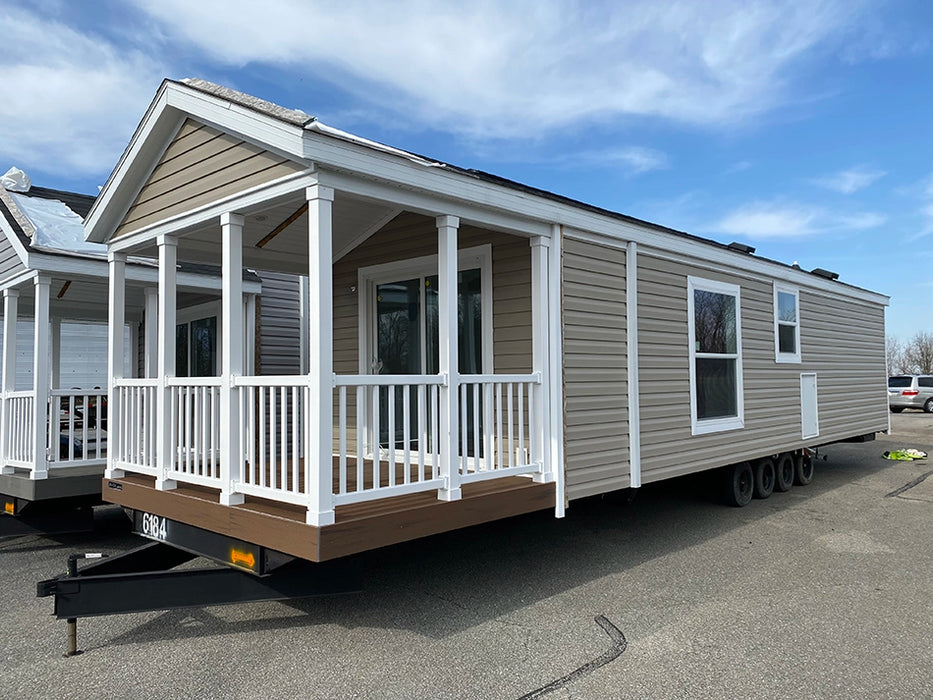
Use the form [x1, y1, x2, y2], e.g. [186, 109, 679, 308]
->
[37, 513, 362, 657]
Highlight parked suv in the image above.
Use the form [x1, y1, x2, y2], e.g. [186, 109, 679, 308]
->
[888, 375, 933, 413]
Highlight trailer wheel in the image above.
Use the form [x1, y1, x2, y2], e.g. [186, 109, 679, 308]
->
[774, 453, 794, 492]
[723, 461, 754, 507]
[794, 453, 814, 486]
[753, 458, 775, 499]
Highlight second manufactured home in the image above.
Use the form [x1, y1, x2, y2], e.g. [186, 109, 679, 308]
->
[83, 79, 889, 565]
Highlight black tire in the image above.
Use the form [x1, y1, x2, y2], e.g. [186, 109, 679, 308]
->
[723, 461, 753, 507]
[794, 453, 814, 486]
[753, 458, 775, 499]
[890, 407, 904, 413]
[774, 453, 794, 492]
[924, 399, 933, 414]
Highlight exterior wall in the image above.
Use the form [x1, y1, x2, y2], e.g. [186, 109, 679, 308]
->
[331, 211, 533, 449]
[255, 270, 303, 375]
[333, 211, 532, 376]
[0, 232, 24, 282]
[560, 235, 630, 500]
[114, 119, 305, 238]
[636, 247, 888, 484]
[0, 321, 130, 390]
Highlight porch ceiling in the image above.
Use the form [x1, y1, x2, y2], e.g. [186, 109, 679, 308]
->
[118, 191, 402, 275]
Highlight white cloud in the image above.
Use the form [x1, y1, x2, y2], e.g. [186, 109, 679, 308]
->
[558, 146, 669, 174]
[811, 165, 886, 194]
[713, 200, 885, 239]
[0, 7, 166, 178]
[129, 0, 869, 139]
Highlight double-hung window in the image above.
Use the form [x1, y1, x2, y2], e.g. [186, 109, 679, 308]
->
[688, 277, 744, 434]
[774, 284, 801, 363]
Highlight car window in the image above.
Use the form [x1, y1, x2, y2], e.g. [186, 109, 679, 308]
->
[919, 377, 933, 388]
[889, 376, 913, 388]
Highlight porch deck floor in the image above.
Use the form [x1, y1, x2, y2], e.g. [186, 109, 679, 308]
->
[102, 459, 555, 562]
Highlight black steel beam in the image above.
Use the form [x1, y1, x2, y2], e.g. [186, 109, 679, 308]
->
[39, 558, 361, 619]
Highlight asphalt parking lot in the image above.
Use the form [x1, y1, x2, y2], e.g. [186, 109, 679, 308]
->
[2, 413, 931, 699]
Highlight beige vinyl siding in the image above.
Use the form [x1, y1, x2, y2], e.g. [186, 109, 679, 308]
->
[114, 119, 305, 238]
[331, 211, 532, 449]
[561, 236, 629, 500]
[637, 249, 888, 484]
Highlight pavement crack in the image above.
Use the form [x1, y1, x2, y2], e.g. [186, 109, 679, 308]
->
[885, 469, 933, 498]
[517, 614, 627, 699]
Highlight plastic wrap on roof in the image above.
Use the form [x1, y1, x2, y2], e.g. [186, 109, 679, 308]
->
[10, 192, 106, 256]
[1, 166, 32, 192]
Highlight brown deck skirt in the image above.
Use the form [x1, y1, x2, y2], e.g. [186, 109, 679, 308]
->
[102, 474, 555, 562]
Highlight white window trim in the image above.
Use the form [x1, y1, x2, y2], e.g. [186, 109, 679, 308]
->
[175, 300, 222, 376]
[687, 276, 745, 435]
[774, 283, 801, 364]
[356, 244, 494, 376]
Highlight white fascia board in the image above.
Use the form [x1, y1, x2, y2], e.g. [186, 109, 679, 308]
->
[0, 268, 38, 292]
[164, 86, 307, 163]
[23, 251, 259, 295]
[635, 242, 889, 309]
[319, 169, 550, 238]
[86, 86, 178, 242]
[87, 81, 308, 245]
[0, 191, 34, 267]
[109, 169, 316, 251]
[300, 129, 888, 307]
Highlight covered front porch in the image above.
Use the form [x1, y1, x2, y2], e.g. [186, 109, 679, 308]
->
[105, 170, 563, 529]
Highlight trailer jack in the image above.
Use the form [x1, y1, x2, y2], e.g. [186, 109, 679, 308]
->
[37, 517, 362, 656]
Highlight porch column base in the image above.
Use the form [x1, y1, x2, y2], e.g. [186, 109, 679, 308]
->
[219, 492, 245, 506]
[533, 471, 553, 484]
[438, 486, 462, 502]
[306, 509, 335, 527]
[155, 478, 178, 491]
[30, 469, 49, 481]
[1, 465, 15, 475]
[104, 467, 126, 479]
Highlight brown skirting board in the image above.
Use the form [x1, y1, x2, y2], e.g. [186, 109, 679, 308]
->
[102, 475, 555, 562]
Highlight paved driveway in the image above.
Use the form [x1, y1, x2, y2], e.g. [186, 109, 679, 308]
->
[2, 414, 931, 699]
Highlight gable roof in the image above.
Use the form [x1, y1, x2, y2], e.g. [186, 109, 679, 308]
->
[86, 78, 888, 306]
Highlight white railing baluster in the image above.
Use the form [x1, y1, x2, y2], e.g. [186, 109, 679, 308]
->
[402, 385, 411, 485]
[338, 386, 347, 494]
[387, 385, 395, 487]
[356, 386, 364, 492]
[417, 384, 426, 482]
[496, 383, 503, 472]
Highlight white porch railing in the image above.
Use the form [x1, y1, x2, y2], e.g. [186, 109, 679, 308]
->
[48, 390, 108, 465]
[168, 378, 223, 488]
[457, 374, 541, 484]
[3, 390, 36, 467]
[236, 375, 309, 505]
[109, 372, 546, 515]
[112, 378, 158, 475]
[333, 374, 446, 506]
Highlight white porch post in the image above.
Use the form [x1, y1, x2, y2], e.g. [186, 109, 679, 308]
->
[530, 236, 552, 482]
[31, 276, 51, 479]
[156, 236, 177, 490]
[548, 224, 565, 517]
[144, 287, 158, 378]
[106, 252, 127, 479]
[437, 215, 461, 501]
[299, 276, 310, 374]
[0, 289, 19, 474]
[219, 212, 245, 505]
[50, 317, 61, 390]
[129, 322, 140, 378]
[306, 184, 336, 526]
[244, 293, 256, 376]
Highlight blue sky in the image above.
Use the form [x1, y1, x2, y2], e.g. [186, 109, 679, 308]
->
[1, 0, 930, 340]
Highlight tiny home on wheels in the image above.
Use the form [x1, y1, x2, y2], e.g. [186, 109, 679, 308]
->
[85, 79, 889, 566]
[0, 167, 261, 528]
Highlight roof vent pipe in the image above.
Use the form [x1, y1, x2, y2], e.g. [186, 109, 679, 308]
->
[727, 242, 756, 254]
[810, 268, 839, 280]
